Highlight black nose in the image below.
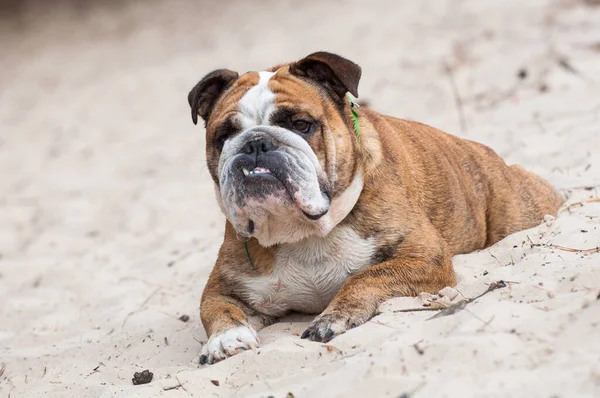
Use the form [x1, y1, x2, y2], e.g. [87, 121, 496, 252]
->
[241, 139, 276, 155]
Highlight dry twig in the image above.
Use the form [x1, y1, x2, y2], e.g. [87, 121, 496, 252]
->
[163, 383, 182, 391]
[399, 381, 427, 398]
[559, 197, 600, 213]
[122, 287, 161, 328]
[175, 375, 188, 392]
[550, 244, 600, 255]
[392, 281, 508, 319]
[412, 340, 425, 355]
[444, 63, 467, 135]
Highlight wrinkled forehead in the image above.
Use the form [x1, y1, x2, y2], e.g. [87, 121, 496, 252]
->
[207, 67, 326, 130]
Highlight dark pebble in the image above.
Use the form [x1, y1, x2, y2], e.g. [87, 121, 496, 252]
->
[517, 68, 528, 80]
[132, 369, 153, 385]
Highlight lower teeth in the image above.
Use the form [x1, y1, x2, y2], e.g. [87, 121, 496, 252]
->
[243, 168, 270, 176]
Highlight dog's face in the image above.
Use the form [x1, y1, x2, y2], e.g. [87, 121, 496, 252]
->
[189, 52, 365, 246]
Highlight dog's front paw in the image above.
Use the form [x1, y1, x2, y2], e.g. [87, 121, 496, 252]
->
[301, 311, 364, 343]
[199, 326, 259, 365]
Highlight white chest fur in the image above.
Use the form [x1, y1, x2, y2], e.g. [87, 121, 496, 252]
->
[242, 226, 376, 317]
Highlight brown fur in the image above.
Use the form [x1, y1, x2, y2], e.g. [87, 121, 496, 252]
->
[190, 53, 563, 360]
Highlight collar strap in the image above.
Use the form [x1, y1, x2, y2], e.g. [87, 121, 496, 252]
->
[244, 241, 256, 270]
[347, 93, 361, 141]
[236, 233, 257, 271]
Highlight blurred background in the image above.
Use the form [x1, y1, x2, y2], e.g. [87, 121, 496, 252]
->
[1, 0, 599, 396]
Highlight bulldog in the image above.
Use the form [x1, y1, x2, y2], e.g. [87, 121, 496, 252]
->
[188, 52, 563, 365]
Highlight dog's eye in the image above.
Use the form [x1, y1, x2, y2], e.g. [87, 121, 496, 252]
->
[292, 119, 312, 134]
[216, 134, 228, 151]
[214, 119, 238, 151]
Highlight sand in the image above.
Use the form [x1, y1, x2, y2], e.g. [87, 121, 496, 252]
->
[1, 0, 599, 397]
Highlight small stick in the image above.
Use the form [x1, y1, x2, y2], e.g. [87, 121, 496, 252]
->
[392, 281, 508, 317]
[476, 315, 496, 332]
[489, 252, 501, 265]
[558, 184, 600, 192]
[559, 197, 600, 213]
[557, 57, 592, 83]
[526, 235, 538, 247]
[176, 376, 188, 392]
[393, 307, 442, 314]
[192, 336, 203, 345]
[122, 287, 161, 328]
[550, 244, 600, 255]
[369, 320, 402, 330]
[444, 63, 468, 135]
[163, 384, 182, 391]
[427, 300, 468, 320]
[412, 340, 425, 355]
[468, 281, 508, 302]
[399, 381, 426, 398]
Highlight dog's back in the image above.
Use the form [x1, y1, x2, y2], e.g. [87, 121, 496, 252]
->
[485, 162, 563, 245]
[366, 109, 563, 255]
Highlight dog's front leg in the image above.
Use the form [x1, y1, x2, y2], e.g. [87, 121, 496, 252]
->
[199, 272, 274, 365]
[302, 237, 456, 343]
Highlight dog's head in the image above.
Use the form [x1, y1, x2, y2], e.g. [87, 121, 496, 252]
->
[188, 52, 369, 246]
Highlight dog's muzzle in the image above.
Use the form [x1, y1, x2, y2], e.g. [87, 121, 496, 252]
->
[217, 126, 331, 241]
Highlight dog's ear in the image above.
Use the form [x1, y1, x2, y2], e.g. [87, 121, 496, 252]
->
[289, 52, 361, 99]
[188, 69, 239, 125]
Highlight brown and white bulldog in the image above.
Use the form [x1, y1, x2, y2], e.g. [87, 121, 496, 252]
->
[188, 52, 563, 365]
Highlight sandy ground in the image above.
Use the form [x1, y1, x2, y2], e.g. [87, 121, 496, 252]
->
[1, 0, 600, 397]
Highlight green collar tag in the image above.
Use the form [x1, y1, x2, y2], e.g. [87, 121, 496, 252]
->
[237, 233, 257, 271]
[347, 93, 361, 141]
[244, 241, 256, 270]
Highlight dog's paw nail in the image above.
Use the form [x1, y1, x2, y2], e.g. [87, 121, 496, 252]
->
[323, 329, 334, 341]
[301, 329, 311, 339]
[305, 312, 362, 342]
[201, 326, 258, 364]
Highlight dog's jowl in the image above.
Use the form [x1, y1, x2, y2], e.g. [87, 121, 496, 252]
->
[188, 52, 563, 364]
